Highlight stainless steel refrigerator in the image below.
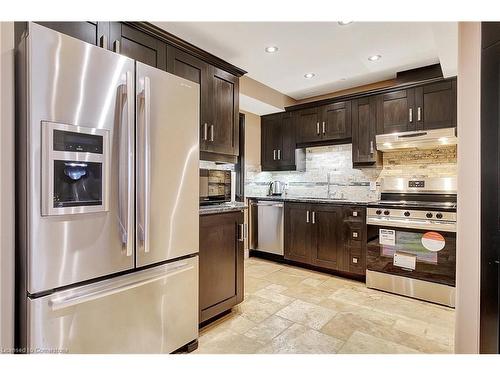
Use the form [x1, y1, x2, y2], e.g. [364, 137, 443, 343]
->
[16, 23, 199, 353]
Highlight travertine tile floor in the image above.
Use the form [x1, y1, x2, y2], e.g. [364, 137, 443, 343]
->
[194, 257, 455, 354]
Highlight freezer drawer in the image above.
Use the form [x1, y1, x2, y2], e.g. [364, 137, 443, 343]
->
[27, 257, 198, 353]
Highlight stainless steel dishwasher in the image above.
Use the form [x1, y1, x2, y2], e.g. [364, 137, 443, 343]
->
[250, 200, 284, 256]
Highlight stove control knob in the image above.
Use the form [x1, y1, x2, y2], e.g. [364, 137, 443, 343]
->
[426, 212, 433, 219]
[436, 213, 443, 219]
[404, 211, 410, 217]
[376, 209, 382, 215]
[384, 210, 390, 216]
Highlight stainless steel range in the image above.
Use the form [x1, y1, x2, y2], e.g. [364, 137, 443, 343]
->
[366, 177, 456, 307]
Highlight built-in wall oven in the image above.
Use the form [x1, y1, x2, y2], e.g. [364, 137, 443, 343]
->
[366, 177, 457, 307]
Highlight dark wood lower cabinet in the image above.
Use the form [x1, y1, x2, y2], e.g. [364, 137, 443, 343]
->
[284, 203, 311, 263]
[199, 211, 244, 324]
[284, 202, 366, 277]
[310, 205, 343, 270]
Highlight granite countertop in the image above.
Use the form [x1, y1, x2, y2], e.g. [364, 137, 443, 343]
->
[199, 202, 248, 215]
[246, 195, 376, 206]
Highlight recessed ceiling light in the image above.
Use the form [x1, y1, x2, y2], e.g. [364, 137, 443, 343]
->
[338, 21, 353, 26]
[265, 46, 278, 53]
[368, 54, 382, 61]
[304, 73, 316, 79]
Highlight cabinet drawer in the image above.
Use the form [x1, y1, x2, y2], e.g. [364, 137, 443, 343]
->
[347, 246, 365, 275]
[345, 225, 363, 247]
[343, 206, 365, 222]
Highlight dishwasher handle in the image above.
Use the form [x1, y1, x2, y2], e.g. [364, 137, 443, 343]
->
[251, 201, 284, 208]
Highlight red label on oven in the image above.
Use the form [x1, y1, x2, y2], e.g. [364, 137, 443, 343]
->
[421, 232, 445, 252]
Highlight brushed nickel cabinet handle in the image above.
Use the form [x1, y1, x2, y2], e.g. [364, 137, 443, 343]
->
[273, 150, 276, 160]
[210, 124, 214, 142]
[316, 122, 320, 135]
[306, 210, 310, 223]
[370, 141, 374, 154]
[203, 123, 208, 141]
[238, 224, 245, 242]
[417, 107, 422, 122]
[322, 121, 326, 135]
[277, 149, 281, 160]
[409, 108, 413, 123]
[312, 211, 316, 224]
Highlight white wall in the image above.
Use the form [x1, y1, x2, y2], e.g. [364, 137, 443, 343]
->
[0, 21, 15, 351]
[455, 22, 481, 354]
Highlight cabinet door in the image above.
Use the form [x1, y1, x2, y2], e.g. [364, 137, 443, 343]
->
[296, 108, 321, 144]
[310, 205, 343, 270]
[279, 113, 297, 167]
[284, 203, 311, 264]
[109, 23, 166, 70]
[166, 46, 211, 150]
[320, 101, 352, 141]
[199, 212, 244, 322]
[376, 89, 415, 134]
[208, 67, 239, 156]
[415, 80, 457, 130]
[261, 113, 282, 169]
[36, 22, 109, 48]
[352, 97, 377, 165]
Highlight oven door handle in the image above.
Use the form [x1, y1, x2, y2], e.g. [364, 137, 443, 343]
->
[367, 216, 456, 233]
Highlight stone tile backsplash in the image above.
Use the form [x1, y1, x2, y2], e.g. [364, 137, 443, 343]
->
[244, 144, 457, 201]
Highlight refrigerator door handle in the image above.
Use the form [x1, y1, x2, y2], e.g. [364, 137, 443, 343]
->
[122, 71, 134, 257]
[48, 263, 194, 311]
[117, 71, 134, 257]
[143, 76, 152, 253]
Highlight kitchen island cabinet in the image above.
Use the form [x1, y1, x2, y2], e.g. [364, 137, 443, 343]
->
[199, 210, 245, 324]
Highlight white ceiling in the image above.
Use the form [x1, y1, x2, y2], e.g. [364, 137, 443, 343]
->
[154, 22, 458, 101]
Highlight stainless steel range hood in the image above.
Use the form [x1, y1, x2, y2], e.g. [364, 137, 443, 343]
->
[376, 127, 457, 152]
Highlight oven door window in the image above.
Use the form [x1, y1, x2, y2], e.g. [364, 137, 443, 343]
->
[53, 160, 102, 208]
[367, 227, 456, 286]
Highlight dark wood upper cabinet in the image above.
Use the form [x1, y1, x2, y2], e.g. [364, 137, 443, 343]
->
[166, 48, 240, 159]
[310, 204, 343, 270]
[296, 107, 321, 144]
[261, 113, 281, 168]
[261, 112, 304, 171]
[284, 203, 311, 264]
[166, 46, 211, 151]
[36, 22, 109, 48]
[319, 101, 352, 141]
[281, 113, 298, 166]
[376, 89, 415, 134]
[199, 211, 244, 323]
[296, 102, 352, 146]
[482, 22, 500, 49]
[376, 79, 456, 134]
[415, 80, 457, 130]
[352, 96, 379, 166]
[208, 67, 239, 156]
[109, 23, 166, 70]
